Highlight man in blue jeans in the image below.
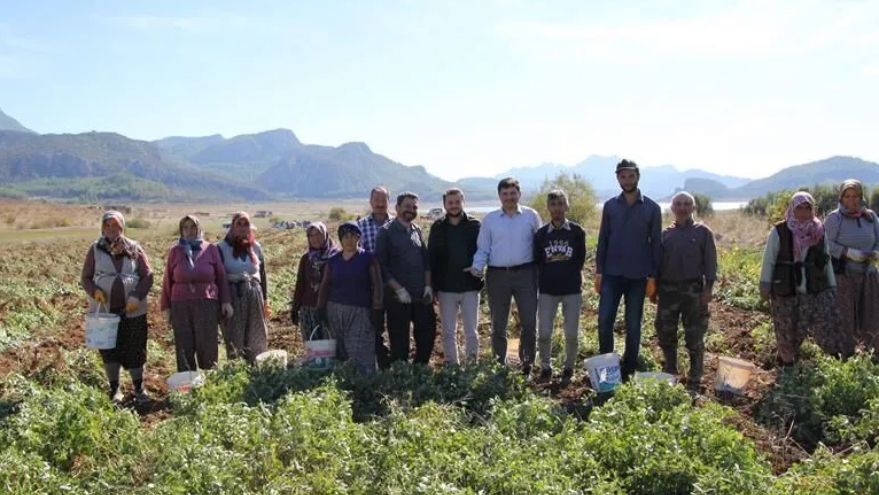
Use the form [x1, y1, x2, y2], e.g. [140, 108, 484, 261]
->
[595, 159, 662, 380]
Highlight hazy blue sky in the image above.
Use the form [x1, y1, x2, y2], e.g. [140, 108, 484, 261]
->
[1, 0, 877, 180]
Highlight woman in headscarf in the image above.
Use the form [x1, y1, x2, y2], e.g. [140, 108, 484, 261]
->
[161, 215, 232, 372]
[759, 192, 843, 365]
[317, 222, 383, 374]
[217, 212, 269, 363]
[291, 222, 339, 342]
[81, 211, 154, 404]
[824, 180, 879, 353]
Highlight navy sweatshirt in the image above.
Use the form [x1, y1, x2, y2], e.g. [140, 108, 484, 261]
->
[534, 220, 587, 295]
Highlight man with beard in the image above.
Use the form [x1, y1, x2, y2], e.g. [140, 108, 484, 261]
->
[467, 178, 542, 376]
[595, 160, 662, 381]
[375, 192, 436, 364]
[428, 188, 483, 365]
[357, 186, 393, 368]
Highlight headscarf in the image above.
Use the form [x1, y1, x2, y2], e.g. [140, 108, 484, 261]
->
[96, 211, 139, 259]
[178, 215, 204, 267]
[838, 179, 874, 223]
[786, 192, 824, 262]
[225, 211, 257, 263]
[307, 222, 339, 263]
[338, 221, 362, 241]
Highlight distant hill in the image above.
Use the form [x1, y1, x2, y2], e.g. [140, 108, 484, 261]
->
[461, 155, 751, 200]
[0, 128, 490, 202]
[731, 156, 879, 197]
[0, 108, 35, 134]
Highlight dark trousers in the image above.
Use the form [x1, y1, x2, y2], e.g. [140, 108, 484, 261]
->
[385, 295, 436, 364]
[485, 265, 538, 367]
[373, 308, 391, 370]
[171, 299, 219, 372]
[597, 275, 647, 375]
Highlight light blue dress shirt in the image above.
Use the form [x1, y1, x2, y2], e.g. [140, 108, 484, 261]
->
[471, 205, 542, 271]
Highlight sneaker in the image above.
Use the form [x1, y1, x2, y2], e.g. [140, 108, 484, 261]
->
[521, 365, 533, 382]
[110, 388, 124, 404]
[539, 368, 553, 381]
[134, 389, 151, 404]
[561, 368, 573, 383]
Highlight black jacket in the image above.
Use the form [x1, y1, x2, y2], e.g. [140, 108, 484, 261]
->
[428, 212, 483, 292]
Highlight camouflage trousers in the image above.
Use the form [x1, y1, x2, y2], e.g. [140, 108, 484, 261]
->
[654, 279, 709, 385]
[770, 288, 845, 365]
[835, 271, 879, 354]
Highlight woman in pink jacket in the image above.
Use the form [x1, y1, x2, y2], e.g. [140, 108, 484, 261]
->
[161, 215, 232, 372]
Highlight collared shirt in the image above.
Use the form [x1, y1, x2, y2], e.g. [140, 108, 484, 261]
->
[658, 220, 718, 287]
[472, 205, 542, 271]
[547, 219, 571, 233]
[534, 219, 586, 295]
[596, 191, 662, 279]
[375, 218, 429, 295]
[357, 212, 394, 253]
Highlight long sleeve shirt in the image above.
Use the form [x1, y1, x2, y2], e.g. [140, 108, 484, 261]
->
[357, 213, 394, 253]
[81, 245, 154, 313]
[658, 220, 718, 289]
[374, 219, 430, 295]
[824, 210, 879, 274]
[292, 253, 321, 311]
[760, 229, 835, 293]
[533, 220, 587, 295]
[160, 242, 231, 310]
[596, 192, 662, 279]
[471, 205, 542, 271]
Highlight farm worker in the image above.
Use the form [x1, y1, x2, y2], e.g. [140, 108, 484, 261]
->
[595, 160, 662, 381]
[375, 191, 436, 364]
[427, 187, 483, 365]
[534, 189, 587, 383]
[357, 185, 393, 369]
[81, 211, 154, 404]
[759, 192, 842, 365]
[291, 222, 339, 342]
[217, 212, 269, 363]
[653, 191, 717, 392]
[824, 180, 878, 355]
[467, 177, 542, 376]
[317, 221, 383, 374]
[161, 215, 232, 372]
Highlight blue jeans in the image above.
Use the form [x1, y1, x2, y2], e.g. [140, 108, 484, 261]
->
[597, 275, 647, 375]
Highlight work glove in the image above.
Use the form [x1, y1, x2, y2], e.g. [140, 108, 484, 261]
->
[94, 290, 106, 303]
[395, 287, 412, 304]
[222, 303, 234, 319]
[846, 248, 867, 262]
[422, 286, 434, 303]
[125, 297, 140, 313]
[646, 278, 657, 300]
[264, 303, 271, 319]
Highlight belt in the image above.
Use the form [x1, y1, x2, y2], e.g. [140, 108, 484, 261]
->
[487, 262, 533, 272]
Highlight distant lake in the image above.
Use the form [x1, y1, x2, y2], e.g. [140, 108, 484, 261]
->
[455, 201, 748, 214]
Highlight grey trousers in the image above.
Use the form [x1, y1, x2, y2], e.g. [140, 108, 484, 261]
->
[485, 265, 538, 367]
[538, 293, 582, 371]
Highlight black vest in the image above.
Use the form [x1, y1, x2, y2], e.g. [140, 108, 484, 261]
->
[771, 221, 830, 297]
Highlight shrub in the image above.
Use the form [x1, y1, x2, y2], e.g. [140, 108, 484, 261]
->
[744, 185, 840, 224]
[327, 207, 353, 222]
[125, 218, 151, 229]
[693, 192, 714, 218]
[527, 171, 598, 225]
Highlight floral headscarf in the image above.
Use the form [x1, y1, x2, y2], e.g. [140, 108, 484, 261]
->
[97, 211, 139, 259]
[786, 192, 824, 262]
[838, 179, 874, 223]
[224, 212, 257, 263]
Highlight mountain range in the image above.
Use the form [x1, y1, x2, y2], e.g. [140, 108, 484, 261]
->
[1, 107, 877, 203]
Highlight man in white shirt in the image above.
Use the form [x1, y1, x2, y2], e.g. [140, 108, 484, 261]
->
[467, 177, 542, 375]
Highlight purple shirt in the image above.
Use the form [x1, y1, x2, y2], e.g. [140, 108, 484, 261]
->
[327, 250, 376, 308]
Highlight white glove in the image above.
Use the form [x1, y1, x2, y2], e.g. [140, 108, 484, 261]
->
[846, 248, 867, 262]
[222, 303, 234, 319]
[423, 286, 433, 301]
[162, 309, 171, 324]
[395, 287, 412, 304]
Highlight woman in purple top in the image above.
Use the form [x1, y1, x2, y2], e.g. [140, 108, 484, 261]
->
[161, 215, 233, 372]
[317, 222, 383, 374]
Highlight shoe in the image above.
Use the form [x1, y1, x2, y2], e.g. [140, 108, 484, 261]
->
[539, 368, 553, 381]
[561, 368, 573, 383]
[134, 389, 151, 404]
[110, 388, 124, 405]
[521, 365, 533, 382]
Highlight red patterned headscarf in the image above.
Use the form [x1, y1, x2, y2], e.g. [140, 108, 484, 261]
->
[785, 192, 824, 262]
[225, 212, 257, 263]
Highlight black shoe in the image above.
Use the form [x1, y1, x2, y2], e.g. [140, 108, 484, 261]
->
[561, 368, 573, 383]
[539, 368, 553, 381]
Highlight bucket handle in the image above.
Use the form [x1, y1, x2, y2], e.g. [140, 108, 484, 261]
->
[91, 301, 110, 316]
[308, 325, 323, 341]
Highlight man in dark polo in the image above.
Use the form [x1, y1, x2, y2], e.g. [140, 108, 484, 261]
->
[375, 192, 435, 364]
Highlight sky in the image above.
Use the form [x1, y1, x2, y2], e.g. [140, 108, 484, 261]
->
[1, 0, 877, 181]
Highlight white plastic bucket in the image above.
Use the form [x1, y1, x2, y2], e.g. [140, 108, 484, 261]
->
[584, 353, 622, 393]
[305, 339, 337, 369]
[84, 305, 120, 349]
[256, 350, 288, 368]
[166, 371, 204, 393]
[714, 356, 754, 395]
[634, 371, 677, 385]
